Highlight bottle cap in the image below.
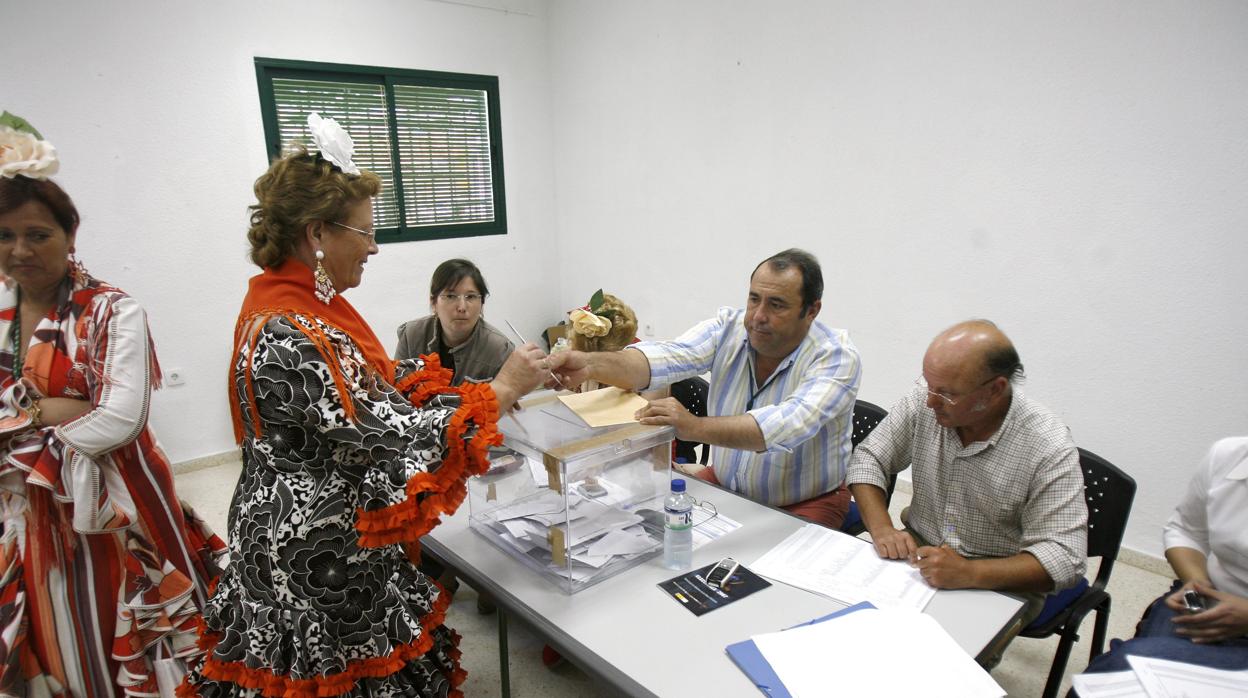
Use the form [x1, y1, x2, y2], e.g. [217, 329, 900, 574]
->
[671, 478, 686, 493]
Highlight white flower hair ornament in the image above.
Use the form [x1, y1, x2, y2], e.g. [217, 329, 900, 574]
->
[0, 111, 59, 180]
[306, 112, 360, 175]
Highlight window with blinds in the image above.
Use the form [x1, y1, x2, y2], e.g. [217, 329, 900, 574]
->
[255, 58, 506, 243]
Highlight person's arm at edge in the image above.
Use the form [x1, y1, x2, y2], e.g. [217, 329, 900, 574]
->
[1160, 441, 1219, 614]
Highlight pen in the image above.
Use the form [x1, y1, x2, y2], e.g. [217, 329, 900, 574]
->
[504, 320, 569, 390]
[912, 524, 956, 563]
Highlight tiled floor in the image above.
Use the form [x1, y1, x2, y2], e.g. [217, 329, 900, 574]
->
[177, 460, 1170, 697]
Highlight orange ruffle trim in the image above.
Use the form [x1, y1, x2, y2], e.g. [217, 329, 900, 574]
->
[178, 579, 463, 698]
[355, 369, 501, 548]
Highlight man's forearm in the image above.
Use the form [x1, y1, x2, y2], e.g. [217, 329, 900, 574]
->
[586, 348, 652, 391]
[686, 414, 766, 451]
[967, 552, 1054, 593]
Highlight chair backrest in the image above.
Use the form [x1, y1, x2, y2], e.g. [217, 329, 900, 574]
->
[849, 399, 897, 502]
[851, 399, 888, 447]
[670, 376, 710, 464]
[1078, 447, 1136, 588]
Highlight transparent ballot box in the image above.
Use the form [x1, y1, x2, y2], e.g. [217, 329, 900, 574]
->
[468, 390, 674, 593]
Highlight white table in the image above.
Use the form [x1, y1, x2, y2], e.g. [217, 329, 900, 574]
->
[423, 477, 1024, 697]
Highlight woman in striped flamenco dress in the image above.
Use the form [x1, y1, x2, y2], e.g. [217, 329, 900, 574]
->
[0, 115, 225, 695]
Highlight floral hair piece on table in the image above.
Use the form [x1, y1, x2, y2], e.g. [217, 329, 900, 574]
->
[306, 112, 360, 175]
[569, 289, 613, 338]
[0, 111, 59, 180]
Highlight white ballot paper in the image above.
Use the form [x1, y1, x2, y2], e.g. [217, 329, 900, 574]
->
[587, 527, 660, 557]
[750, 523, 935, 611]
[752, 607, 1004, 698]
[494, 490, 578, 521]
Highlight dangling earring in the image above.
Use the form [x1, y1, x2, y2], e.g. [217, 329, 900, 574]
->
[68, 250, 89, 286]
[313, 249, 336, 304]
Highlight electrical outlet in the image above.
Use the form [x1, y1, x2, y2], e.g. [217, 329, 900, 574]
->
[167, 368, 186, 386]
[644, 324, 655, 337]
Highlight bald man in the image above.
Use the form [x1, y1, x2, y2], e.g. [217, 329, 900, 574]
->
[847, 320, 1087, 664]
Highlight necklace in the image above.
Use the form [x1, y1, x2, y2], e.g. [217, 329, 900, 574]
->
[9, 293, 22, 379]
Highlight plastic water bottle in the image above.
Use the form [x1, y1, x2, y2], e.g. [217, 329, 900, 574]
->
[663, 478, 694, 570]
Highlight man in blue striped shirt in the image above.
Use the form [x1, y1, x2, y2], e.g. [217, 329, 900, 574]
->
[554, 249, 862, 528]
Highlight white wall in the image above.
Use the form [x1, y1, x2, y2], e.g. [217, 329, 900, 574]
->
[6, 0, 1246, 559]
[547, 0, 1248, 557]
[2, 0, 558, 463]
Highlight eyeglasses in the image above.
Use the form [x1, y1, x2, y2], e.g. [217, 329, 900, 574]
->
[916, 376, 997, 407]
[330, 220, 376, 241]
[438, 292, 483, 305]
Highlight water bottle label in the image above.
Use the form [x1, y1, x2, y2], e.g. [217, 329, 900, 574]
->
[665, 506, 692, 530]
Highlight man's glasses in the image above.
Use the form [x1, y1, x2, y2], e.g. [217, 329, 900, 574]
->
[915, 376, 996, 407]
[331, 220, 376, 241]
[439, 292, 483, 305]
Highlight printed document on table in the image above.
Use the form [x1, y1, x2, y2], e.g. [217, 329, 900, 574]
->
[750, 523, 935, 611]
[691, 507, 741, 549]
[751, 607, 1004, 698]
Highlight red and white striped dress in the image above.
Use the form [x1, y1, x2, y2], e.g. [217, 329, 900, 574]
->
[0, 272, 225, 696]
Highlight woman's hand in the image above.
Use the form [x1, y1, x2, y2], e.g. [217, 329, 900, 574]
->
[36, 397, 92, 427]
[490, 343, 563, 412]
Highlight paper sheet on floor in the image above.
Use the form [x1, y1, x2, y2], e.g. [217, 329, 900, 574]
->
[750, 523, 934, 611]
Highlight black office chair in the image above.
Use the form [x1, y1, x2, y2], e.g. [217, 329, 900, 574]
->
[1019, 447, 1136, 698]
[839, 400, 893, 536]
[670, 376, 710, 465]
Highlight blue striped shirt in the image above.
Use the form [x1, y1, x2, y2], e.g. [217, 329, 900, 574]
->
[634, 307, 861, 507]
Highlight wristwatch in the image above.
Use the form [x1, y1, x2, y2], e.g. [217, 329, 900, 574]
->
[26, 399, 42, 428]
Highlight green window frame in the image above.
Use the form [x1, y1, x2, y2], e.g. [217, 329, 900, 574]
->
[255, 57, 507, 243]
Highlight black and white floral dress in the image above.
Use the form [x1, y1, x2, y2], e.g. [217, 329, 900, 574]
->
[182, 312, 498, 697]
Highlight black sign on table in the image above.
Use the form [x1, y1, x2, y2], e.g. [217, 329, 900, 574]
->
[658, 561, 771, 616]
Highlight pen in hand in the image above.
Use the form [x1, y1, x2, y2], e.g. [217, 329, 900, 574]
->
[504, 320, 569, 390]
[911, 523, 956, 565]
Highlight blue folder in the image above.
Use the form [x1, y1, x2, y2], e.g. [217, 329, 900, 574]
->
[725, 602, 877, 697]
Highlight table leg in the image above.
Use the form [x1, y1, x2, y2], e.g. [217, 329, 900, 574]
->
[498, 607, 511, 698]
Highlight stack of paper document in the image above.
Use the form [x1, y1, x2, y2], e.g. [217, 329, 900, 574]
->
[1072, 656, 1248, 698]
[491, 490, 661, 581]
[750, 523, 935, 611]
[727, 602, 1004, 698]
